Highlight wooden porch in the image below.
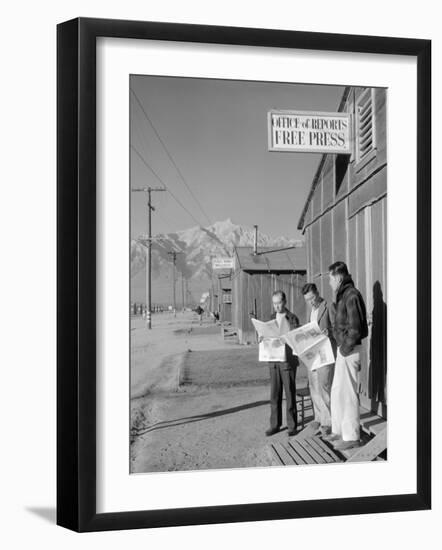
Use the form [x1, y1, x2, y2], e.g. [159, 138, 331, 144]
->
[270, 406, 387, 466]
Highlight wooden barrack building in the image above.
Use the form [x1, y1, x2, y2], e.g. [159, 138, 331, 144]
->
[297, 86, 387, 417]
[232, 246, 307, 345]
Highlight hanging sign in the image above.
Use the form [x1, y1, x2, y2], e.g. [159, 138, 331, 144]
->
[268, 110, 351, 154]
[212, 257, 235, 270]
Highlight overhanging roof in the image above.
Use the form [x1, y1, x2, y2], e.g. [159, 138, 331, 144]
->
[297, 86, 350, 231]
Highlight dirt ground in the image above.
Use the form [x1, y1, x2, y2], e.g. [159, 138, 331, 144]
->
[130, 311, 309, 473]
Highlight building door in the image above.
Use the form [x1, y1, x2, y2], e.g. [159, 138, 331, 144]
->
[222, 291, 232, 323]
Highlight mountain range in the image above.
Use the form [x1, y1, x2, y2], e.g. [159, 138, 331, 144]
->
[131, 218, 304, 305]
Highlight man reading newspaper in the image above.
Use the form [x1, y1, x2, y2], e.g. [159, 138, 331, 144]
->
[301, 283, 336, 436]
[252, 290, 300, 437]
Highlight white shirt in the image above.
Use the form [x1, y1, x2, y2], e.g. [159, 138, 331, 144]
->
[274, 312, 289, 361]
[276, 312, 290, 335]
[310, 306, 319, 324]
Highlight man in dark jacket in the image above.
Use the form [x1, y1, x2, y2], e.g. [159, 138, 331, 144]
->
[265, 290, 300, 437]
[323, 261, 368, 451]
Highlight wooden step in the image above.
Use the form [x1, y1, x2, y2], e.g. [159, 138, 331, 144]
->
[360, 407, 387, 436]
[270, 435, 342, 466]
[271, 442, 301, 465]
[347, 427, 387, 462]
[270, 418, 388, 466]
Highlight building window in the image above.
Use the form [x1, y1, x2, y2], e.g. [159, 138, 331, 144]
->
[223, 293, 232, 304]
[356, 89, 376, 164]
[335, 154, 349, 195]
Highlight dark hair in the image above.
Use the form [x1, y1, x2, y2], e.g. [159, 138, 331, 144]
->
[272, 290, 287, 302]
[301, 283, 318, 295]
[329, 261, 349, 277]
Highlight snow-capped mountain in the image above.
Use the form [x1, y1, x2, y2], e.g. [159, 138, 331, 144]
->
[131, 219, 303, 304]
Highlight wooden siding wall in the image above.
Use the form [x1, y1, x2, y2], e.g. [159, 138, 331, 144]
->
[232, 272, 306, 344]
[209, 278, 233, 323]
[221, 290, 232, 323]
[302, 87, 387, 416]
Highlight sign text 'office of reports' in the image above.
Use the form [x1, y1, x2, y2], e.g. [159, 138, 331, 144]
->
[268, 110, 351, 154]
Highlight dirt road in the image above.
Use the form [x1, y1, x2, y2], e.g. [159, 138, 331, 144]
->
[130, 311, 308, 473]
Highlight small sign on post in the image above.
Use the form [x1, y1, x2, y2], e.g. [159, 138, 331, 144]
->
[212, 257, 235, 270]
[268, 110, 351, 154]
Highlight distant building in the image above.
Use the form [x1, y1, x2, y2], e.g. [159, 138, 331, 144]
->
[208, 272, 232, 323]
[232, 246, 307, 344]
[297, 86, 387, 417]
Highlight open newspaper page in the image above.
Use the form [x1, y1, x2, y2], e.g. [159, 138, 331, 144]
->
[299, 338, 335, 370]
[258, 337, 286, 362]
[250, 318, 279, 338]
[282, 321, 334, 370]
[251, 318, 286, 362]
[282, 321, 324, 356]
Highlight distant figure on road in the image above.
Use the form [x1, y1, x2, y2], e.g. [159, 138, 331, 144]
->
[301, 282, 336, 437]
[195, 305, 204, 325]
[265, 290, 300, 438]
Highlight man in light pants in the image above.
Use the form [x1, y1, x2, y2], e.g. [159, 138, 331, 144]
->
[302, 283, 336, 436]
[323, 261, 368, 451]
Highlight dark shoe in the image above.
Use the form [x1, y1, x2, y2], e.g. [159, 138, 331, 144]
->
[320, 425, 331, 436]
[333, 440, 361, 451]
[287, 429, 298, 437]
[265, 427, 280, 437]
[322, 432, 341, 442]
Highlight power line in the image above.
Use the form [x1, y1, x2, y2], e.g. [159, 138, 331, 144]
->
[134, 161, 185, 236]
[132, 120, 176, 227]
[132, 135, 226, 253]
[131, 144, 167, 189]
[131, 144, 203, 227]
[130, 87, 213, 226]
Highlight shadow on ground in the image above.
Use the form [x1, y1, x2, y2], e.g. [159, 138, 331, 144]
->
[135, 399, 270, 436]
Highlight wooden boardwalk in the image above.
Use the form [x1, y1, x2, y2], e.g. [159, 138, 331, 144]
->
[271, 435, 342, 466]
[270, 408, 387, 466]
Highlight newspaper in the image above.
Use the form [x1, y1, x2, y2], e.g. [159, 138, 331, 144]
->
[282, 321, 335, 371]
[251, 318, 287, 362]
[258, 337, 286, 362]
[250, 318, 279, 338]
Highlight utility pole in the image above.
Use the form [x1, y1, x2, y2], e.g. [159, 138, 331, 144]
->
[181, 272, 185, 310]
[167, 251, 183, 313]
[132, 186, 165, 329]
[253, 224, 258, 255]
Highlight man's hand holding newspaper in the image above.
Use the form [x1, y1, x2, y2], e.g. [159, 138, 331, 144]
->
[282, 321, 334, 370]
[251, 318, 286, 362]
[251, 318, 334, 368]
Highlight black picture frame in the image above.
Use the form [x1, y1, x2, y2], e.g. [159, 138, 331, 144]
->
[57, 17, 431, 532]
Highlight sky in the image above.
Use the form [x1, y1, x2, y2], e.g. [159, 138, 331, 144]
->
[130, 76, 344, 241]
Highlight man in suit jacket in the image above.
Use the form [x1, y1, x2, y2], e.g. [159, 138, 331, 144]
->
[302, 283, 336, 436]
[265, 290, 300, 437]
